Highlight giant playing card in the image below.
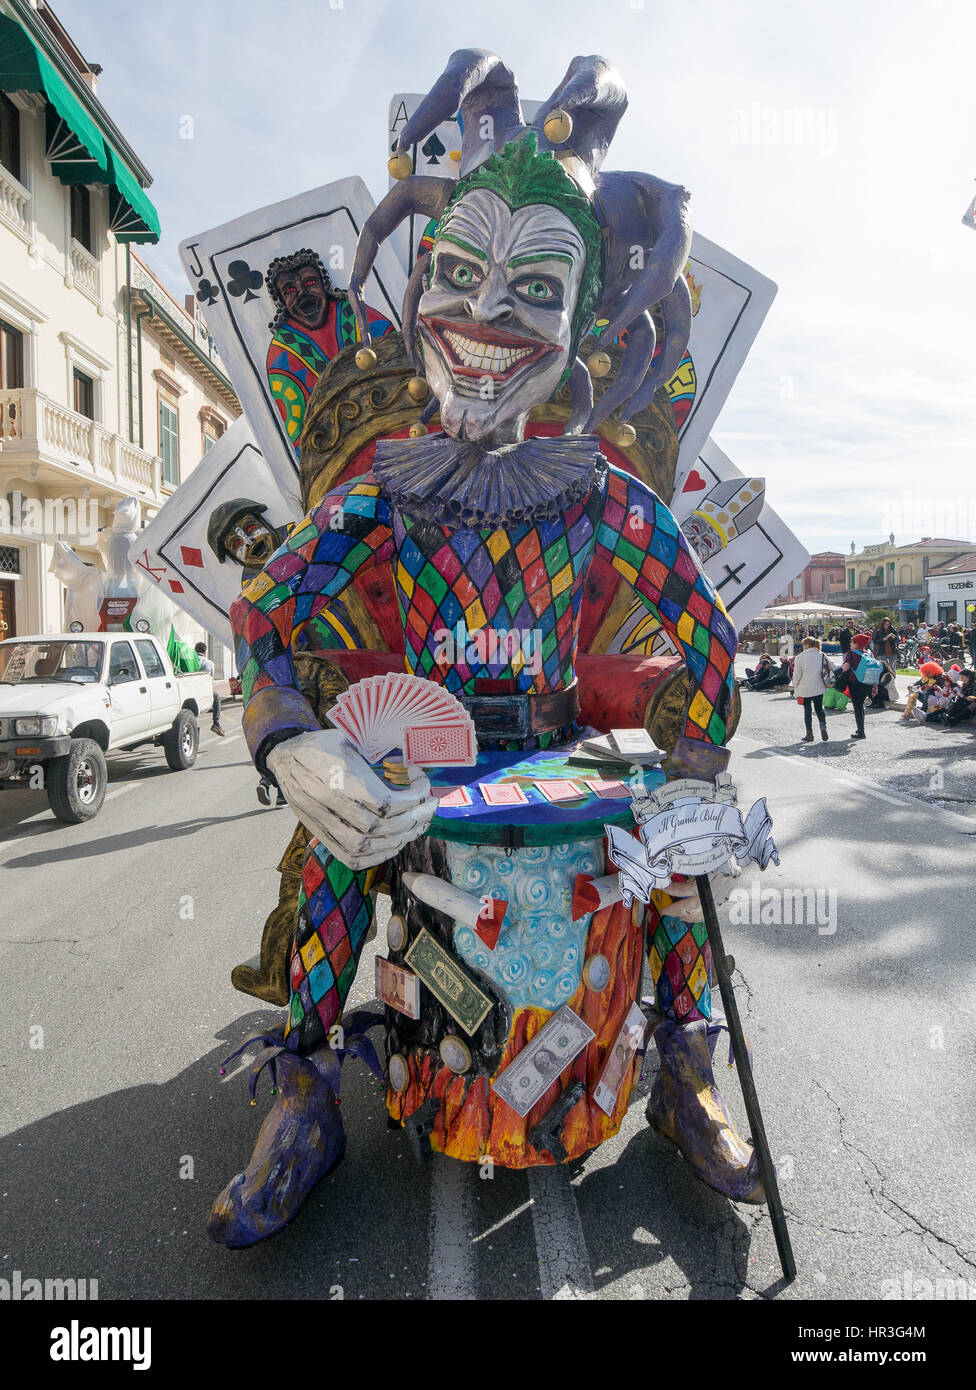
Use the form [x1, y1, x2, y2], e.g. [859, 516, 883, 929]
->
[129, 418, 297, 648]
[179, 178, 408, 506]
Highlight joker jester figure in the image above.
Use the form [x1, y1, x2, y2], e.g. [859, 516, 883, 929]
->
[212, 52, 762, 1247]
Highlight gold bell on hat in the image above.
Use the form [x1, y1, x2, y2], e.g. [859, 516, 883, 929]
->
[406, 376, 429, 402]
[408, 421, 428, 438]
[543, 108, 573, 144]
[355, 346, 377, 371]
[388, 150, 414, 180]
[606, 418, 637, 447]
[587, 350, 612, 379]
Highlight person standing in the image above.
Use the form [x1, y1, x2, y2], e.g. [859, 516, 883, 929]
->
[793, 636, 829, 743]
[194, 641, 225, 736]
[836, 632, 877, 740]
[837, 622, 852, 655]
[872, 617, 899, 663]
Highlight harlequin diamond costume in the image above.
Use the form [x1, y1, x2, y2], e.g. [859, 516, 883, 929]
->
[210, 52, 763, 1248]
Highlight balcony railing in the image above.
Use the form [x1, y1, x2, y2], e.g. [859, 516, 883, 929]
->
[70, 238, 101, 303]
[0, 162, 30, 241]
[0, 387, 161, 500]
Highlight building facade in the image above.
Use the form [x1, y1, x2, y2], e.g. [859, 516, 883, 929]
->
[925, 552, 976, 629]
[828, 537, 975, 618]
[772, 550, 846, 604]
[0, 0, 239, 670]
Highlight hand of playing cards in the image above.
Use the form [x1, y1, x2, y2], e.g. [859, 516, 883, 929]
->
[326, 672, 477, 766]
[266, 728, 437, 870]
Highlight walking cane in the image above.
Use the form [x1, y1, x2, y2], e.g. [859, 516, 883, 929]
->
[694, 872, 796, 1284]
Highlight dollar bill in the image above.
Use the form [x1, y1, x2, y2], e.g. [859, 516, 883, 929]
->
[491, 1005, 595, 1118]
[375, 955, 420, 1020]
[404, 928, 493, 1036]
[592, 1002, 647, 1116]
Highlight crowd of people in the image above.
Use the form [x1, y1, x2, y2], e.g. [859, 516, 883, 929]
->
[739, 616, 976, 744]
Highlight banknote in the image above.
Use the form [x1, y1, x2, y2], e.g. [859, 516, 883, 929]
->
[592, 1002, 648, 1117]
[491, 1005, 595, 1118]
[375, 956, 420, 1020]
[404, 928, 493, 1036]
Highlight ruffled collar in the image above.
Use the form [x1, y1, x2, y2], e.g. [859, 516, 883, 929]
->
[372, 432, 606, 529]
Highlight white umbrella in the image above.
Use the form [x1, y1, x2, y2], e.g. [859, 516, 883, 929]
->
[763, 601, 867, 618]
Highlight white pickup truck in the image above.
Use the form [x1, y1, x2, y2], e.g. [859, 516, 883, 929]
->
[0, 632, 214, 823]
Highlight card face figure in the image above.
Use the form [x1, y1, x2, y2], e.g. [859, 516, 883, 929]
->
[179, 177, 408, 505]
[670, 437, 809, 629]
[129, 417, 296, 647]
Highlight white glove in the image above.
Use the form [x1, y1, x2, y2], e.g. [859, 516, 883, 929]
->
[266, 729, 437, 870]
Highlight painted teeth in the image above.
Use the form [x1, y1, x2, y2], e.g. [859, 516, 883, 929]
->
[442, 329, 533, 373]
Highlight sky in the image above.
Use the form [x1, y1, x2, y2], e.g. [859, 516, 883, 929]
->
[49, 0, 976, 558]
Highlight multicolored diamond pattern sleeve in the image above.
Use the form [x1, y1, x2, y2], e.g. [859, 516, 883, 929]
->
[595, 465, 737, 745]
[230, 475, 394, 767]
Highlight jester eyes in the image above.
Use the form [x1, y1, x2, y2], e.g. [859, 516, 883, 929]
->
[436, 255, 564, 308]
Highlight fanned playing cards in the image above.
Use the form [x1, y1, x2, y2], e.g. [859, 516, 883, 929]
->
[326, 672, 477, 765]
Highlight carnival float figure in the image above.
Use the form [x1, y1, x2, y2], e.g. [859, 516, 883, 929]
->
[211, 51, 764, 1248]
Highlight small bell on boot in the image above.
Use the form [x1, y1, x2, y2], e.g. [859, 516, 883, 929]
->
[645, 1014, 766, 1204]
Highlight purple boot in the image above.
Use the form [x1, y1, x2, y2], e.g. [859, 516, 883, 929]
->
[208, 1014, 382, 1248]
[645, 1014, 765, 1204]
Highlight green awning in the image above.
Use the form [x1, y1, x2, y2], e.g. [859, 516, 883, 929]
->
[107, 148, 160, 243]
[0, 13, 108, 179]
[0, 13, 159, 243]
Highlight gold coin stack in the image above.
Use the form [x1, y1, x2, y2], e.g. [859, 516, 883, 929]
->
[383, 757, 411, 787]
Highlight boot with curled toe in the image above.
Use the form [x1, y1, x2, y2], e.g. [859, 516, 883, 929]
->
[208, 1012, 382, 1248]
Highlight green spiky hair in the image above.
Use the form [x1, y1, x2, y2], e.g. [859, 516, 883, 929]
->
[434, 133, 603, 353]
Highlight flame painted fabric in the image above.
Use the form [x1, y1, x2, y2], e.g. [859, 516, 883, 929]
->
[267, 299, 395, 448]
[232, 460, 737, 766]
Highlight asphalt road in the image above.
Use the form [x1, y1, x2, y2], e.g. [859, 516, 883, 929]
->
[1, 680, 974, 1302]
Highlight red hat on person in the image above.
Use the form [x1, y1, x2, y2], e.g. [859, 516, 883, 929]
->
[851, 632, 871, 648]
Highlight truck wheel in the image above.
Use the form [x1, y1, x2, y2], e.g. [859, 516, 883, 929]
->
[47, 738, 107, 823]
[163, 709, 198, 771]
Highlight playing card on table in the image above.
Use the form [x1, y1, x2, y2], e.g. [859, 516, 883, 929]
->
[179, 177, 407, 506]
[403, 720, 477, 766]
[479, 782, 529, 807]
[128, 417, 296, 648]
[583, 779, 631, 800]
[434, 785, 473, 807]
[533, 779, 585, 803]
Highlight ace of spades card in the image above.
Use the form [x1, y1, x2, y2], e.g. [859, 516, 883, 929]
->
[179, 177, 408, 507]
[129, 417, 298, 648]
[387, 93, 542, 271]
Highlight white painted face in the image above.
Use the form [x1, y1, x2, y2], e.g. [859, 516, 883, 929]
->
[417, 189, 587, 445]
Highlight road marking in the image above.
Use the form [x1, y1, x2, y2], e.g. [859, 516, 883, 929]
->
[200, 732, 243, 751]
[428, 1156, 477, 1300]
[105, 783, 139, 802]
[732, 733, 976, 827]
[528, 1167, 594, 1300]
